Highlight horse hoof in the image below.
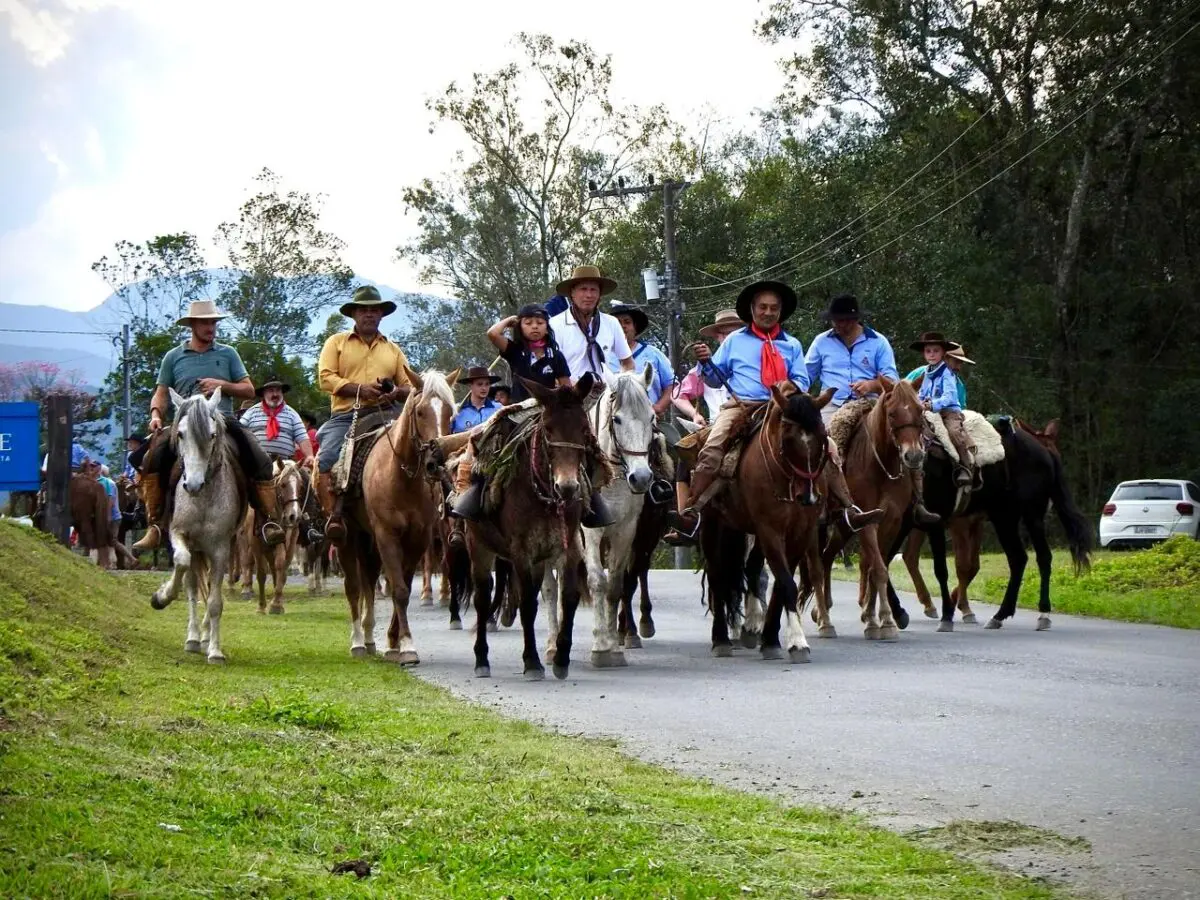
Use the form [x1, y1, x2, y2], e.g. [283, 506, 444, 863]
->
[936, 621, 954, 633]
[760, 645, 784, 661]
[739, 628, 759, 649]
[623, 633, 642, 650]
[1036, 616, 1051, 631]
[638, 620, 656, 639]
[206, 655, 225, 665]
[923, 607, 938, 619]
[500, 608, 517, 628]
[818, 626, 838, 639]
[711, 644, 734, 658]
[351, 645, 368, 658]
[256, 608, 266, 615]
[524, 667, 545, 681]
[365, 643, 377, 655]
[879, 625, 900, 642]
[449, 619, 463, 631]
[150, 593, 168, 611]
[420, 596, 434, 607]
[962, 613, 979, 624]
[486, 620, 499, 634]
[394, 651, 420, 666]
[591, 650, 628, 668]
[864, 627, 881, 640]
[184, 640, 203, 654]
[984, 618, 1003, 630]
[895, 609, 910, 630]
[268, 606, 284, 616]
[474, 665, 491, 679]
[553, 664, 569, 680]
[789, 647, 811, 664]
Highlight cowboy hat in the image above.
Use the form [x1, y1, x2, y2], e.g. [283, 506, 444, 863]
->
[698, 308, 745, 339]
[735, 280, 798, 324]
[946, 345, 975, 364]
[458, 365, 500, 385]
[340, 284, 397, 318]
[175, 299, 228, 327]
[909, 331, 957, 351]
[125, 433, 146, 445]
[820, 293, 870, 321]
[555, 264, 618, 297]
[254, 374, 291, 397]
[609, 302, 650, 335]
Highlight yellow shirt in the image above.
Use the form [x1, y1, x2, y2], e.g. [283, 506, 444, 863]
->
[318, 330, 413, 414]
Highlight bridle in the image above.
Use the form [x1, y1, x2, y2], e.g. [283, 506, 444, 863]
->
[871, 396, 924, 481]
[274, 461, 304, 522]
[377, 388, 442, 482]
[593, 386, 651, 474]
[758, 409, 829, 503]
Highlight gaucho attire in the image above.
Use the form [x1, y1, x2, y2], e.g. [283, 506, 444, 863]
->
[911, 332, 976, 487]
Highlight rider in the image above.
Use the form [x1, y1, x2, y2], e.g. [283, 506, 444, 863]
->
[315, 285, 414, 542]
[608, 303, 676, 418]
[240, 374, 315, 463]
[911, 332, 976, 487]
[906, 341, 970, 407]
[671, 281, 882, 536]
[452, 366, 503, 433]
[131, 299, 285, 551]
[805, 293, 939, 526]
[489, 384, 512, 406]
[548, 265, 635, 383]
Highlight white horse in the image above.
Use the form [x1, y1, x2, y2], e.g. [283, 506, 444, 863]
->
[582, 365, 657, 668]
[150, 388, 246, 664]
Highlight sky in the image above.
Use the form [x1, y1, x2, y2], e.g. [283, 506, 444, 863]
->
[0, 0, 790, 313]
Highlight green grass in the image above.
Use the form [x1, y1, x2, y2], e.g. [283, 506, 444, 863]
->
[0, 521, 1067, 899]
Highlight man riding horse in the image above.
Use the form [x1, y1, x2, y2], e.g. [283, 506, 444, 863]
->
[130, 300, 286, 551]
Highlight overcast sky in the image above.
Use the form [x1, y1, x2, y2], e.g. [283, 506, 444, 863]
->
[0, 0, 789, 312]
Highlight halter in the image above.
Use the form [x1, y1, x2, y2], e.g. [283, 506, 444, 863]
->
[379, 388, 442, 482]
[528, 422, 585, 552]
[594, 384, 651, 473]
[871, 399, 924, 481]
[758, 410, 829, 503]
[273, 461, 304, 521]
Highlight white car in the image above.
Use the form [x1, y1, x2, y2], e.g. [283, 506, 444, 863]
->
[1099, 479, 1200, 548]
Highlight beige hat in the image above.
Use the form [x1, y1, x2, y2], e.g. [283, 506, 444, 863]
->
[555, 264, 618, 297]
[946, 345, 975, 364]
[698, 308, 744, 339]
[176, 299, 228, 327]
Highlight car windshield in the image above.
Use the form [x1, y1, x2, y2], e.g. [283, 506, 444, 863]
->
[1113, 483, 1183, 501]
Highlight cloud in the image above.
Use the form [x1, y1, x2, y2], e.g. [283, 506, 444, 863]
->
[0, 0, 72, 66]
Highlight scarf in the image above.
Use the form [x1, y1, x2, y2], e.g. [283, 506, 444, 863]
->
[261, 401, 282, 442]
[571, 307, 605, 373]
[750, 323, 787, 388]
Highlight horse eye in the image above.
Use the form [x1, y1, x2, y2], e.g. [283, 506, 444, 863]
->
[613, 415, 623, 425]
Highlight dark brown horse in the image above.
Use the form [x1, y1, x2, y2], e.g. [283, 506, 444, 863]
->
[700, 385, 835, 661]
[616, 495, 670, 648]
[465, 373, 599, 680]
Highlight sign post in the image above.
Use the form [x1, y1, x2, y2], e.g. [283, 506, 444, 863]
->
[0, 402, 42, 493]
[44, 396, 73, 546]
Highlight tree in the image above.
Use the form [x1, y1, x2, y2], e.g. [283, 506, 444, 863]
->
[90, 233, 211, 331]
[0, 361, 108, 453]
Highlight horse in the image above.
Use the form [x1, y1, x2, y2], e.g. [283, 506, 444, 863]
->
[616, 495, 670, 648]
[816, 377, 926, 640]
[238, 459, 305, 615]
[464, 373, 600, 680]
[699, 385, 835, 661]
[340, 367, 457, 662]
[68, 473, 113, 567]
[582, 366, 657, 668]
[149, 388, 247, 664]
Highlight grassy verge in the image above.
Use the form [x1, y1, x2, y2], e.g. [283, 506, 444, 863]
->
[0, 521, 1066, 899]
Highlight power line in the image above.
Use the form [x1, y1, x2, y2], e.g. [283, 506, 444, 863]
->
[0, 328, 122, 336]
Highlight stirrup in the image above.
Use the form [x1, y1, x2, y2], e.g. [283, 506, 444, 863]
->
[324, 517, 346, 542]
[581, 491, 617, 528]
[648, 479, 674, 506]
[260, 521, 285, 546]
[843, 505, 883, 533]
[450, 478, 486, 520]
[668, 508, 701, 539]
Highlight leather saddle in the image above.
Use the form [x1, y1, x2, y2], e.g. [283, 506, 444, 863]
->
[673, 403, 770, 478]
[331, 409, 394, 497]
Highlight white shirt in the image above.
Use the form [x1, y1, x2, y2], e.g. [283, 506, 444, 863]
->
[549, 309, 633, 381]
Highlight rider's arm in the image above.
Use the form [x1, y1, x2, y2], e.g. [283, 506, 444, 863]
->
[148, 384, 169, 431]
[701, 337, 733, 388]
[875, 335, 900, 384]
[803, 338, 823, 390]
[224, 377, 255, 400]
[487, 316, 517, 353]
[652, 352, 674, 415]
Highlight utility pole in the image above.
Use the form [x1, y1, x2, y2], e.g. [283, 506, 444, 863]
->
[44, 393, 73, 546]
[121, 324, 131, 444]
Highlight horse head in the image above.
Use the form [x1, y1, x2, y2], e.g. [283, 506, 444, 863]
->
[769, 384, 833, 506]
[169, 387, 227, 494]
[522, 372, 595, 504]
[878, 376, 926, 471]
[273, 459, 304, 529]
[602, 364, 655, 495]
[412, 369, 457, 443]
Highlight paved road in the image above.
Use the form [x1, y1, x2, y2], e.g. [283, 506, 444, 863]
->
[353, 571, 1199, 899]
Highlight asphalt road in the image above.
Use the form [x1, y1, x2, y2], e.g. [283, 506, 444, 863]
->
[355, 570, 1200, 899]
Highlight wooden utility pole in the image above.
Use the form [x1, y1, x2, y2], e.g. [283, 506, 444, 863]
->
[44, 393, 73, 546]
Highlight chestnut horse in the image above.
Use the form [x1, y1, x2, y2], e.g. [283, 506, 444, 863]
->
[237, 459, 305, 615]
[699, 385, 835, 661]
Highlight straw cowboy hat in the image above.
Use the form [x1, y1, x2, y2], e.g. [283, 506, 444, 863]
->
[609, 302, 650, 335]
[946, 345, 975, 364]
[458, 365, 501, 385]
[698, 308, 745, 339]
[254, 374, 291, 397]
[555, 264, 618, 297]
[735, 280, 798, 324]
[175, 299, 229, 327]
[909, 331, 957, 351]
[820, 293, 871, 321]
[339, 284, 397, 318]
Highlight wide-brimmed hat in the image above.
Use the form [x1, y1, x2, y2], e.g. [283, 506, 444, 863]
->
[946, 345, 975, 364]
[735, 280, 798, 324]
[698, 308, 745, 339]
[175, 299, 228, 327]
[909, 331, 957, 352]
[458, 365, 500, 385]
[340, 285, 397, 318]
[254, 374, 291, 396]
[555, 264, 618, 297]
[126, 433, 146, 445]
[609, 302, 650, 335]
[820, 293, 870, 321]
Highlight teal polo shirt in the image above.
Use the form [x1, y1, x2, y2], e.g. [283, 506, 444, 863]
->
[157, 341, 248, 416]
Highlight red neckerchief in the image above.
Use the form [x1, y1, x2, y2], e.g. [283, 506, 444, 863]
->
[261, 401, 282, 441]
[750, 323, 787, 388]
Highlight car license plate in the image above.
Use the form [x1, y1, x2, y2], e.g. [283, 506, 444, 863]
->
[1134, 525, 1157, 534]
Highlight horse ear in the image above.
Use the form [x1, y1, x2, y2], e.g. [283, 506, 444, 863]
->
[206, 386, 223, 413]
[1044, 419, 1060, 442]
[641, 362, 654, 390]
[574, 372, 596, 399]
[815, 387, 836, 409]
[600, 368, 618, 392]
[404, 364, 424, 392]
[521, 376, 554, 405]
[770, 384, 789, 409]
[445, 367, 462, 386]
[168, 387, 185, 409]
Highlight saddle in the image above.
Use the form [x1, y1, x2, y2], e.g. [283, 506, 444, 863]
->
[924, 409, 1005, 466]
[330, 409, 393, 497]
[674, 403, 770, 478]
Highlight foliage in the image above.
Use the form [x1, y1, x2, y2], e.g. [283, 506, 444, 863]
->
[0, 361, 107, 448]
[90, 232, 210, 331]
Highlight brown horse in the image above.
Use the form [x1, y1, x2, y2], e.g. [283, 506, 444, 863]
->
[816, 376, 926, 640]
[238, 459, 306, 615]
[464, 373, 599, 681]
[699, 385, 835, 661]
[340, 367, 457, 662]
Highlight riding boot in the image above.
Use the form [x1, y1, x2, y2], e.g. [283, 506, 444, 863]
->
[909, 467, 942, 524]
[663, 481, 694, 546]
[131, 472, 164, 551]
[254, 481, 285, 546]
[317, 472, 346, 543]
[581, 490, 616, 528]
[448, 517, 467, 549]
[826, 463, 887, 532]
[669, 465, 718, 538]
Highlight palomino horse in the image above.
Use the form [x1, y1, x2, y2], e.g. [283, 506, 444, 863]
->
[238, 459, 305, 615]
[150, 388, 247, 663]
[699, 385, 835, 661]
[583, 366, 657, 668]
[465, 373, 599, 680]
[816, 376, 926, 640]
[341, 367, 456, 662]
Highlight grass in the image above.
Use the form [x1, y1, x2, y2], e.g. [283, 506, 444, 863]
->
[0, 521, 1068, 899]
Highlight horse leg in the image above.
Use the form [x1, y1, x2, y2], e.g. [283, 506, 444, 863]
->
[498, 560, 517, 628]
[928, 526, 956, 632]
[804, 534, 829, 651]
[379, 539, 419, 666]
[511, 562, 544, 681]
[361, 552, 382, 655]
[857, 526, 885, 640]
[617, 571, 638, 649]
[588, 534, 626, 669]
[542, 568, 559, 659]
[342, 547, 368, 657]
[882, 524, 912, 631]
[756, 535, 788, 660]
[485, 563, 503, 634]
[638, 569, 655, 639]
[985, 515, 1027, 629]
[269, 543, 287, 614]
[952, 517, 982, 622]
[470, 544, 495, 677]
[872, 528, 901, 641]
[742, 543, 766, 647]
[420, 547, 434, 607]
[904, 530, 936, 618]
[206, 546, 229, 664]
[554, 556, 582, 679]
[702, 521, 734, 657]
[151, 542, 187, 613]
[1026, 515, 1054, 631]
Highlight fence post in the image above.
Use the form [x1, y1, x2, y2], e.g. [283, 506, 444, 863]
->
[44, 394, 73, 546]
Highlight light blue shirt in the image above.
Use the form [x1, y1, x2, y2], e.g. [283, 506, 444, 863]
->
[907, 365, 967, 408]
[704, 327, 809, 402]
[917, 362, 963, 412]
[452, 398, 501, 434]
[611, 341, 675, 404]
[805, 326, 899, 406]
[98, 476, 121, 522]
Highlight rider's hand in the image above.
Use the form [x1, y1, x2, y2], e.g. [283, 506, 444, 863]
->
[148, 411, 164, 433]
[691, 341, 712, 363]
[923, 399, 933, 410]
[356, 382, 383, 403]
[692, 412, 708, 427]
[197, 377, 225, 396]
[850, 379, 875, 397]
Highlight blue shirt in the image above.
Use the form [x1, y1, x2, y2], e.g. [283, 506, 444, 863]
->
[805, 326, 899, 406]
[157, 341, 249, 416]
[98, 476, 121, 522]
[611, 341, 675, 404]
[906, 365, 967, 408]
[704, 327, 809, 402]
[917, 362, 963, 412]
[452, 398, 501, 434]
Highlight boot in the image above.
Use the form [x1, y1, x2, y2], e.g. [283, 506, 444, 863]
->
[254, 481, 285, 546]
[448, 518, 467, 549]
[953, 465, 973, 488]
[131, 472, 163, 551]
[826, 463, 887, 532]
[909, 468, 942, 524]
[581, 490, 616, 528]
[449, 473, 487, 520]
[663, 482, 694, 546]
[317, 472, 346, 543]
[668, 466, 718, 538]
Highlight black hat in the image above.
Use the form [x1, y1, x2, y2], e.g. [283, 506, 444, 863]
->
[735, 280, 798, 324]
[126, 433, 146, 445]
[821, 293, 870, 321]
[254, 374, 291, 397]
[609, 302, 650, 335]
[489, 383, 512, 399]
[515, 303, 550, 321]
[458, 365, 501, 385]
[909, 331, 956, 352]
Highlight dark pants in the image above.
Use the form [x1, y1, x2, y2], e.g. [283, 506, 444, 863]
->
[139, 415, 274, 482]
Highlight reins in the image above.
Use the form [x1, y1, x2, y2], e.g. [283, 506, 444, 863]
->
[757, 408, 829, 502]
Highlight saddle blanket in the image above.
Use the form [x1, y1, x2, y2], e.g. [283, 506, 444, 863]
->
[924, 409, 1005, 465]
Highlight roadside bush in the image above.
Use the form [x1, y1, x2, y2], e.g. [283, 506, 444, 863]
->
[1084, 536, 1200, 591]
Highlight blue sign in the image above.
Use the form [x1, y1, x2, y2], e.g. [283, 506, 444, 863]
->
[0, 403, 41, 491]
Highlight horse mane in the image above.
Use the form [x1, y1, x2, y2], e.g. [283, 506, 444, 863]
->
[170, 393, 227, 448]
[418, 369, 456, 411]
[780, 391, 824, 433]
[608, 370, 653, 413]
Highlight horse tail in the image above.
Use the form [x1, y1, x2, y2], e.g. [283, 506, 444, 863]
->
[1048, 452, 1092, 575]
